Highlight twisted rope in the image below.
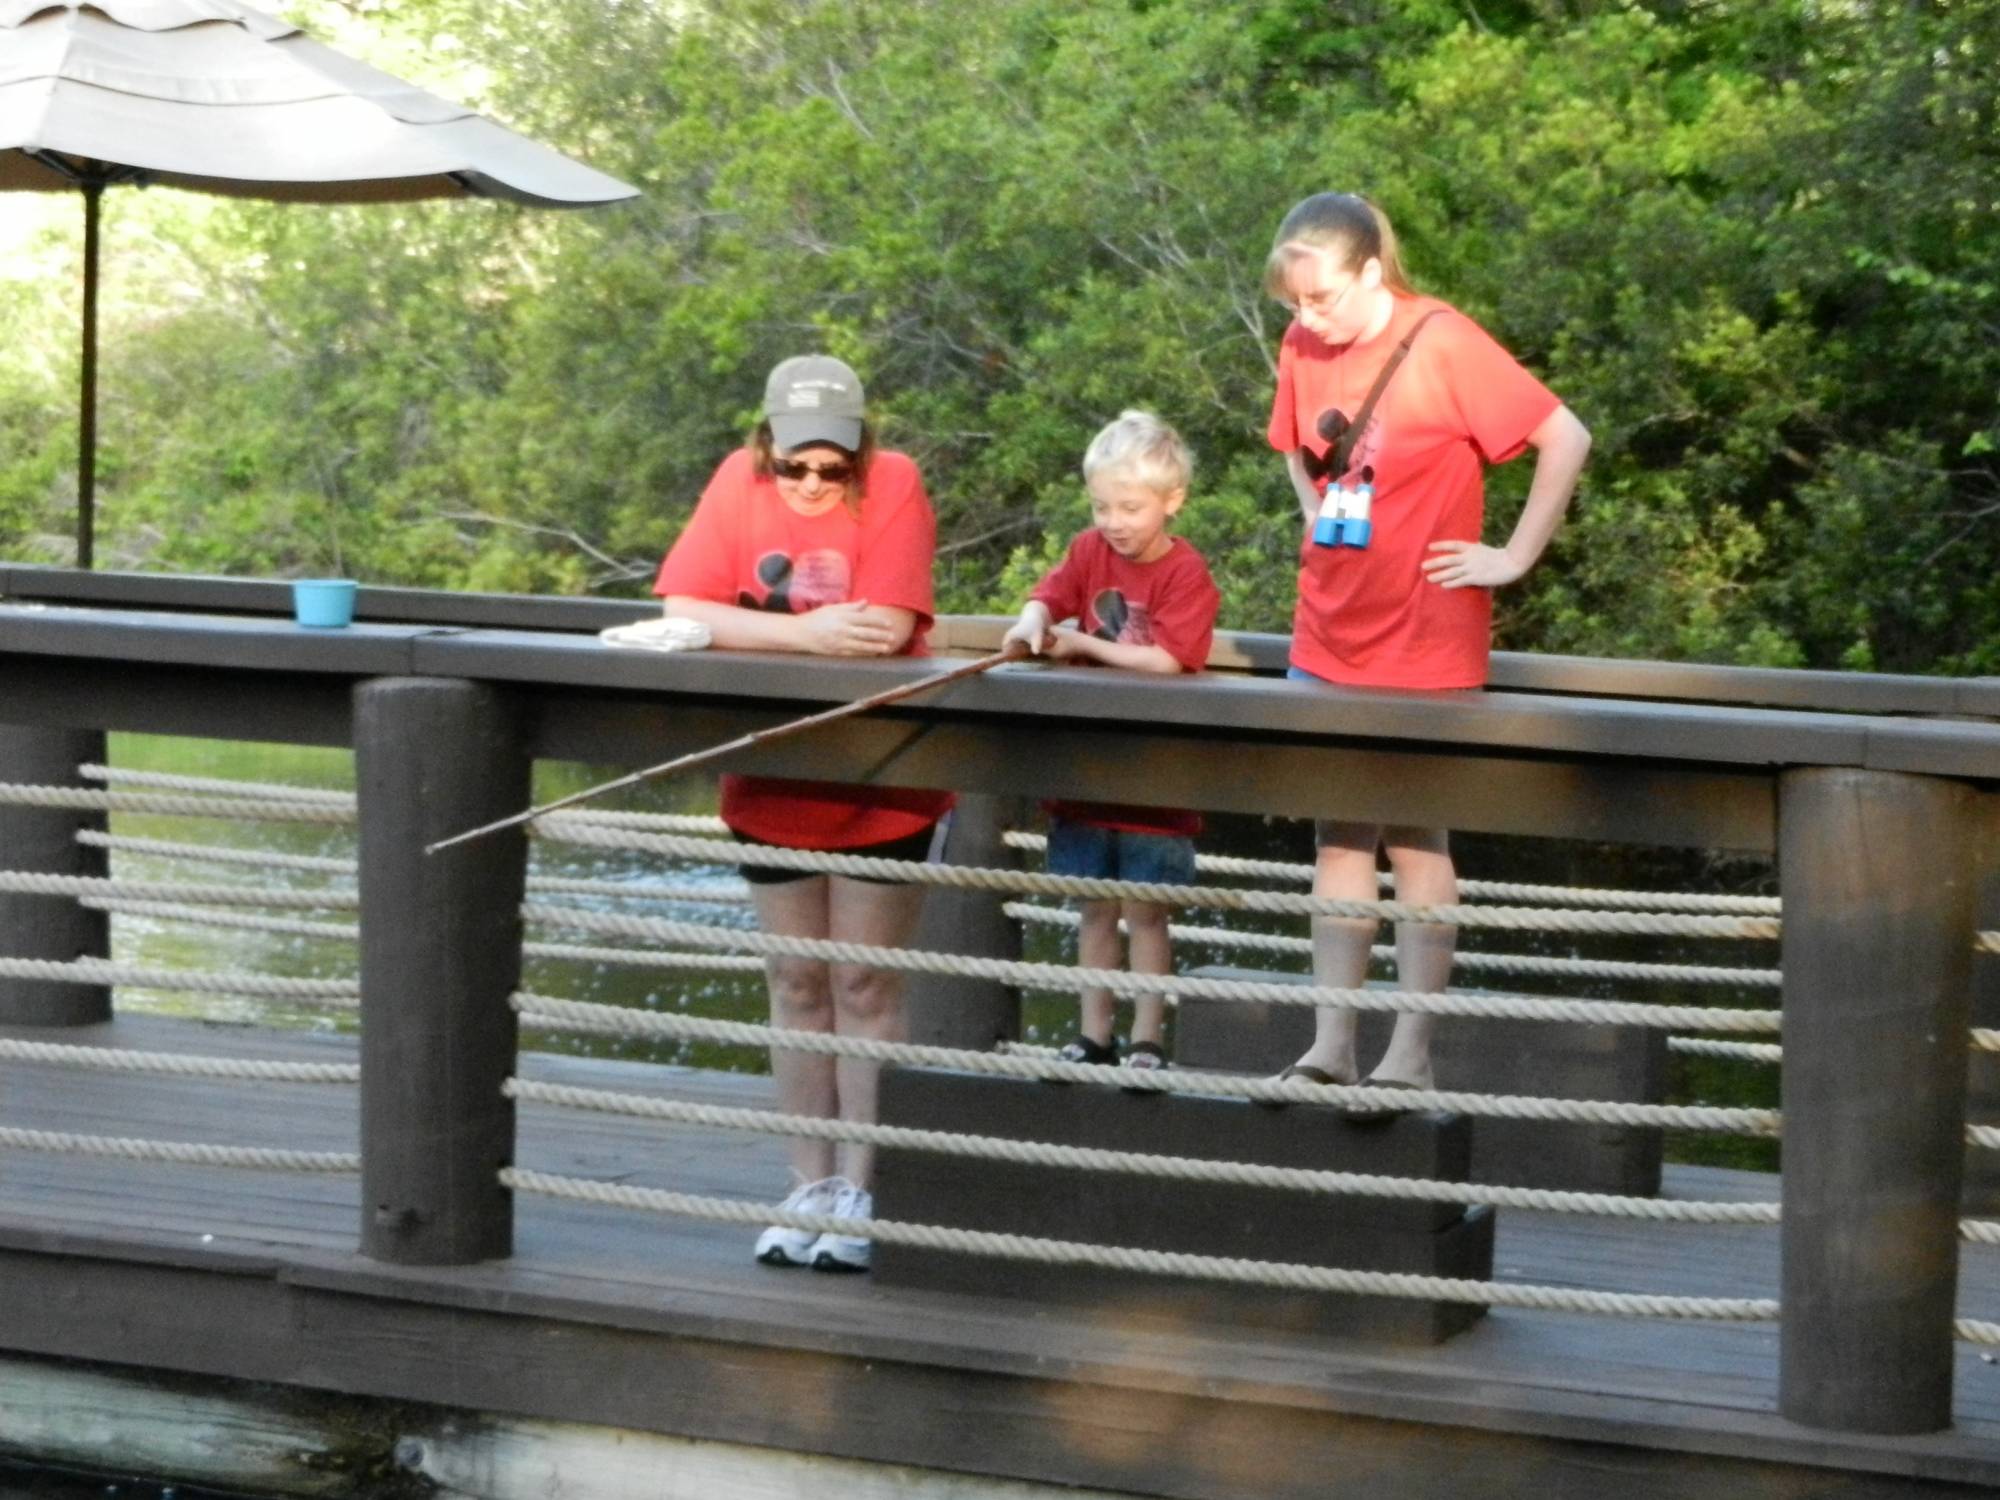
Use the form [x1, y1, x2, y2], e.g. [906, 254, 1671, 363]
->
[531, 826, 1783, 940]
[1961, 1220, 2000, 1246]
[499, 1168, 1775, 1320]
[84, 898, 358, 941]
[534, 809, 731, 837]
[506, 1079, 1781, 1222]
[1958, 1320, 2000, 1345]
[0, 1037, 357, 1082]
[0, 955, 359, 1000]
[1974, 1030, 2000, 1054]
[1001, 832, 1782, 915]
[1970, 1125, 2000, 1151]
[517, 906, 1783, 1034]
[0, 1126, 358, 1172]
[80, 831, 352, 874]
[0, 871, 359, 909]
[511, 995, 1781, 1133]
[523, 877, 751, 904]
[520, 940, 765, 974]
[80, 764, 354, 806]
[1003, 902, 1783, 988]
[0, 785, 351, 823]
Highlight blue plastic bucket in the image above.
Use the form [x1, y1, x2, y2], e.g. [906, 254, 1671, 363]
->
[292, 578, 358, 628]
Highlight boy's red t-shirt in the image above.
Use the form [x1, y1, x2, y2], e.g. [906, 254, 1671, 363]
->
[1029, 529, 1220, 838]
[1267, 295, 1560, 689]
[652, 447, 953, 849]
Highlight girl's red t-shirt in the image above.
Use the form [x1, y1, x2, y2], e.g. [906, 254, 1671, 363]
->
[1267, 295, 1560, 689]
[653, 447, 953, 849]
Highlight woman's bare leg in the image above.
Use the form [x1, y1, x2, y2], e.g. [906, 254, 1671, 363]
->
[752, 876, 837, 1185]
[1286, 820, 1382, 1081]
[825, 873, 927, 1188]
[1370, 826, 1457, 1088]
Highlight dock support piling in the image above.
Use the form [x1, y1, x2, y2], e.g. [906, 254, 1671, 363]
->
[0, 726, 109, 1026]
[905, 793, 1021, 1050]
[356, 678, 529, 1265]
[1777, 766, 1979, 1434]
[1961, 791, 2000, 1211]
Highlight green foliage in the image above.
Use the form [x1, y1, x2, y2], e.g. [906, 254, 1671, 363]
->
[1, 0, 1995, 675]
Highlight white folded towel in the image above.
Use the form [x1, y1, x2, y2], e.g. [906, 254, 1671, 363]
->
[598, 616, 713, 652]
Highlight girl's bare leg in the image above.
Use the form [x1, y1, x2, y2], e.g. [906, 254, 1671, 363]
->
[1370, 826, 1457, 1088]
[1074, 898, 1123, 1048]
[752, 876, 837, 1185]
[825, 873, 927, 1189]
[1122, 899, 1172, 1050]
[1287, 820, 1382, 1081]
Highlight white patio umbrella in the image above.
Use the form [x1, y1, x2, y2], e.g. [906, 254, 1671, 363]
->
[0, 0, 639, 566]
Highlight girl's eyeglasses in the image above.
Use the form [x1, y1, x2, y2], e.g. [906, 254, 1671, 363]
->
[773, 458, 855, 484]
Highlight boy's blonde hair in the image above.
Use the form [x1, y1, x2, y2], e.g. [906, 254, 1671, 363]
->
[1082, 410, 1193, 495]
[1262, 192, 1415, 303]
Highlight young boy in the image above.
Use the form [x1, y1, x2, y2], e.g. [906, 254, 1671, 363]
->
[1001, 410, 1221, 1071]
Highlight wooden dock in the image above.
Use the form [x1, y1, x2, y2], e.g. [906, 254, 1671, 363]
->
[9, 1014, 2000, 1498]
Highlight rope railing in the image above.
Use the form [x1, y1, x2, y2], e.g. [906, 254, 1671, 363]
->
[0, 1036, 358, 1082]
[0, 954, 358, 1002]
[531, 825, 1785, 939]
[0, 870, 359, 909]
[0, 1126, 358, 1172]
[1001, 831, 1782, 915]
[499, 1167, 1777, 1321]
[1004, 901, 1784, 988]
[0, 784, 352, 823]
[1665, 1038, 1783, 1064]
[510, 994, 1783, 1133]
[505, 1078, 1781, 1221]
[517, 905, 1785, 1034]
[80, 764, 354, 805]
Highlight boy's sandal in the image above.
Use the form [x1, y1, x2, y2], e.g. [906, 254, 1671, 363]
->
[1055, 1035, 1119, 1068]
[1122, 1041, 1169, 1071]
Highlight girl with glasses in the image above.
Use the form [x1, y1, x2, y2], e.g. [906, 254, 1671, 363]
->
[1263, 193, 1592, 1106]
[655, 354, 947, 1270]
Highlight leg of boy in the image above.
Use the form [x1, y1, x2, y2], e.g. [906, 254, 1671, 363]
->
[1121, 898, 1172, 1050]
[1371, 826, 1456, 1089]
[1288, 819, 1383, 1083]
[1075, 898, 1124, 1048]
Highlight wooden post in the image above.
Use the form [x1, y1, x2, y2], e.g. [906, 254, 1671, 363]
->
[0, 726, 110, 1026]
[1961, 791, 2000, 1210]
[1777, 766, 1979, 1434]
[904, 793, 1022, 1050]
[355, 678, 529, 1265]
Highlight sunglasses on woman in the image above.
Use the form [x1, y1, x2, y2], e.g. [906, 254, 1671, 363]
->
[772, 458, 855, 484]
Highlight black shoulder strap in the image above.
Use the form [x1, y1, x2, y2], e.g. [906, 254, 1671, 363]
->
[1333, 309, 1444, 476]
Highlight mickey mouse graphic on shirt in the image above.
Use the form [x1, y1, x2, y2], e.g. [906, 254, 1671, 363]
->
[737, 549, 853, 614]
[1087, 587, 1154, 646]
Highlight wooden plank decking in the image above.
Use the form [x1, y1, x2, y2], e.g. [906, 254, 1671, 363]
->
[6, 1014, 2000, 1498]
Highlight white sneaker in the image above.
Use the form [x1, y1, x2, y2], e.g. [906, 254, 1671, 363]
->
[808, 1182, 874, 1273]
[754, 1176, 848, 1268]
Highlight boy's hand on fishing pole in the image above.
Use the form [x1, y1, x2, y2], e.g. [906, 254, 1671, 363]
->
[799, 599, 900, 655]
[1423, 540, 1526, 589]
[1001, 603, 1053, 656]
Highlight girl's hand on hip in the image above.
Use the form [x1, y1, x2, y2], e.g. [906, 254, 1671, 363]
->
[800, 599, 897, 655]
[1422, 540, 1526, 590]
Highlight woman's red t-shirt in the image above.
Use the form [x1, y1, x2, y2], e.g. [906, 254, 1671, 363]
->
[653, 447, 953, 849]
[1267, 296, 1560, 689]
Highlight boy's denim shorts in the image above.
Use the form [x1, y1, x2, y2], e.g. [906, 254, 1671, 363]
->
[1046, 816, 1197, 888]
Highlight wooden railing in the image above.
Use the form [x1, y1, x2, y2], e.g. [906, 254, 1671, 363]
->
[2, 565, 1998, 1436]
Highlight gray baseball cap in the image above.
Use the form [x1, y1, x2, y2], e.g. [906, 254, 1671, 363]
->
[763, 355, 866, 452]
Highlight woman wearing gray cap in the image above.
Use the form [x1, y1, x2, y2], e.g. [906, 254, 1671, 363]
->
[654, 355, 947, 1272]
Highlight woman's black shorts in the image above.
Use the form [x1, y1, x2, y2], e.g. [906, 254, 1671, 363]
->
[732, 825, 940, 887]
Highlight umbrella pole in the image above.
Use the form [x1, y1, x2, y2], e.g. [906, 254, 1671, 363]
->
[77, 179, 102, 571]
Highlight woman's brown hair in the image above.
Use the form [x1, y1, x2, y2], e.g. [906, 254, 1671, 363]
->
[750, 420, 878, 486]
[1262, 193, 1415, 302]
